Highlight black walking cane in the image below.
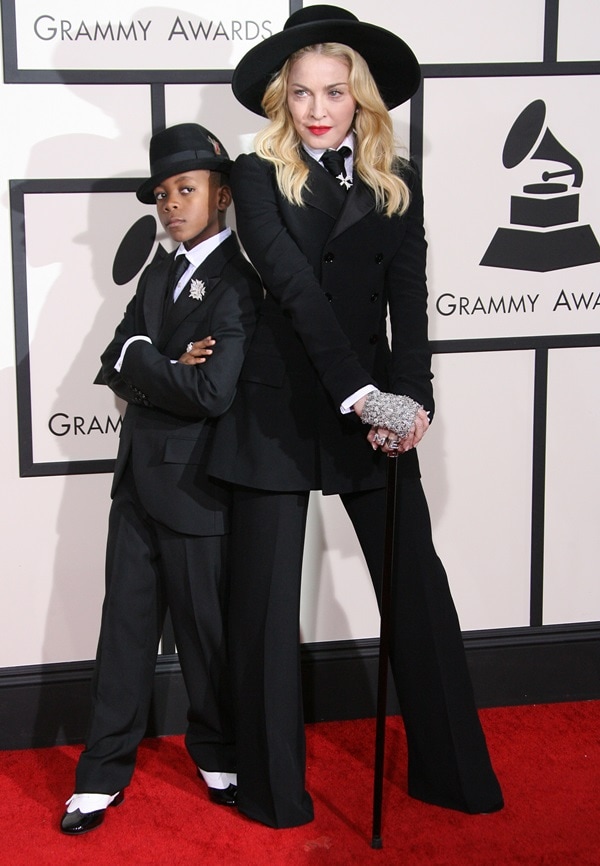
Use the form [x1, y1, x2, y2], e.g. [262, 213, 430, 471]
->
[371, 455, 399, 849]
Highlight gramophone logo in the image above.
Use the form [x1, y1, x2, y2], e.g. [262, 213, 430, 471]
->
[480, 99, 600, 272]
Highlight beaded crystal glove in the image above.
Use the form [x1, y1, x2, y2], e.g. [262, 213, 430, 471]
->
[360, 390, 421, 439]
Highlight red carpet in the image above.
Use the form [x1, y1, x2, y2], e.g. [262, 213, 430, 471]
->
[1, 702, 599, 865]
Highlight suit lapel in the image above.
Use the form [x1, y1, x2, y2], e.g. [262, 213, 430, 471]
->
[302, 154, 346, 220]
[329, 178, 376, 241]
[301, 154, 376, 242]
[143, 250, 172, 340]
[157, 234, 239, 348]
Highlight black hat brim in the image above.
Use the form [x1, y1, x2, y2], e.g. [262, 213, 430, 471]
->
[136, 156, 233, 204]
[232, 19, 421, 116]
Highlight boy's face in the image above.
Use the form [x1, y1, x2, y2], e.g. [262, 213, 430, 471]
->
[153, 169, 231, 250]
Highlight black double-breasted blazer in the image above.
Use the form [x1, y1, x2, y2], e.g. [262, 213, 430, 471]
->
[209, 153, 434, 495]
[101, 232, 262, 534]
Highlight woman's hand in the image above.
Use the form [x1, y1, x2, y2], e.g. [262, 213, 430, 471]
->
[401, 407, 430, 449]
[178, 336, 215, 365]
[353, 394, 368, 417]
[367, 408, 430, 456]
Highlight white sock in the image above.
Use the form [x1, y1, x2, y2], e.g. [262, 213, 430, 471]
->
[65, 792, 120, 814]
[198, 769, 237, 790]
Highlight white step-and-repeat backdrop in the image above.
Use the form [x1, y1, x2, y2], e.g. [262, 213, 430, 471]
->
[0, 0, 598, 669]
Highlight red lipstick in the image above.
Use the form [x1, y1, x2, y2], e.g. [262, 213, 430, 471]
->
[308, 126, 331, 135]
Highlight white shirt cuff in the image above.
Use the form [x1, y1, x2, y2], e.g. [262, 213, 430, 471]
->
[340, 384, 377, 414]
[114, 335, 152, 372]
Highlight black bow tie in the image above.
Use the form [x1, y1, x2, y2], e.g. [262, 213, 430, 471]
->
[320, 146, 352, 189]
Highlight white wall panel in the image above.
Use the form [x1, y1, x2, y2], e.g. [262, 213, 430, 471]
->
[303, 0, 545, 63]
[558, 0, 600, 61]
[544, 347, 600, 624]
[420, 351, 535, 630]
[300, 494, 379, 643]
[0, 473, 111, 667]
[423, 75, 600, 343]
[1, 83, 148, 178]
[12, 1, 289, 72]
[165, 83, 267, 158]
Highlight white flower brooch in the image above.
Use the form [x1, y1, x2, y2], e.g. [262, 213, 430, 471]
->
[189, 278, 206, 301]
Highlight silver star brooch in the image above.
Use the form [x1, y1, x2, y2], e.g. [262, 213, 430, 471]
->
[189, 279, 206, 301]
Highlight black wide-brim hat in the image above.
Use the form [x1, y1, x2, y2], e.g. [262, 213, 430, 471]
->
[137, 123, 233, 204]
[232, 4, 421, 116]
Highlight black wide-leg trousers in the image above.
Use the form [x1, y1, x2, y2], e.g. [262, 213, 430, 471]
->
[229, 478, 503, 829]
[75, 462, 235, 794]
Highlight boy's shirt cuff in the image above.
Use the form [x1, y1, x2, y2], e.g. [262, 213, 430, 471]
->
[114, 335, 152, 372]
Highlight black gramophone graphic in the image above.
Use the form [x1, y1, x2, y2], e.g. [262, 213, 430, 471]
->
[480, 99, 600, 272]
[112, 214, 166, 286]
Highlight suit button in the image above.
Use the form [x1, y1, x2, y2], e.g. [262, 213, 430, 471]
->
[370, 293, 379, 302]
[323, 252, 335, 263]
[369, 334, 379, 344]
[325, 292, 333, 302]
[375, 253, 384, 264]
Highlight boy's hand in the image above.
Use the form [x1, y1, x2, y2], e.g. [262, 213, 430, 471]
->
[178, 336, 215, 365]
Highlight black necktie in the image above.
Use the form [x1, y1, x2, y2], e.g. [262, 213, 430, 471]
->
[167, 254, 189, 304]
[320, 146, 352, 189]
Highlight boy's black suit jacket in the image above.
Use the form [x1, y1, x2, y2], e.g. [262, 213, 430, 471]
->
[100, 232, 262, 535]
[209, 153, 434, 495]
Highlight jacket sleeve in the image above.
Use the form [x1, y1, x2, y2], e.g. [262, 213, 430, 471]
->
[386, 164, 435, 418]
[117, 272, 261, 419]
[231, 153, 374, 408]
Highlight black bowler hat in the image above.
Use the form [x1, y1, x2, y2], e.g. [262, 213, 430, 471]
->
[232, 5, 421, 116]
[136, 123, 233, 204]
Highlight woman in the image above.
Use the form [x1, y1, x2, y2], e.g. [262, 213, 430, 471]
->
[210, 5, 503, 828]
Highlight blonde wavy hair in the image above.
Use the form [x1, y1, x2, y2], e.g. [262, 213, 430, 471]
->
[255, 43, 411, 217]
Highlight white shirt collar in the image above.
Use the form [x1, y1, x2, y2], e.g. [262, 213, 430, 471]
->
[303, 133, 355, 172]
[174, 226, 232, 269]
[171, 227, 231, 301]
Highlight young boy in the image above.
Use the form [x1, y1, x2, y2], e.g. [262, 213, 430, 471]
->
[61, 123, 262, 834]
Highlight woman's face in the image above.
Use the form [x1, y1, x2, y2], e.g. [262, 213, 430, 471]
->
[286, 52, 357, 151]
